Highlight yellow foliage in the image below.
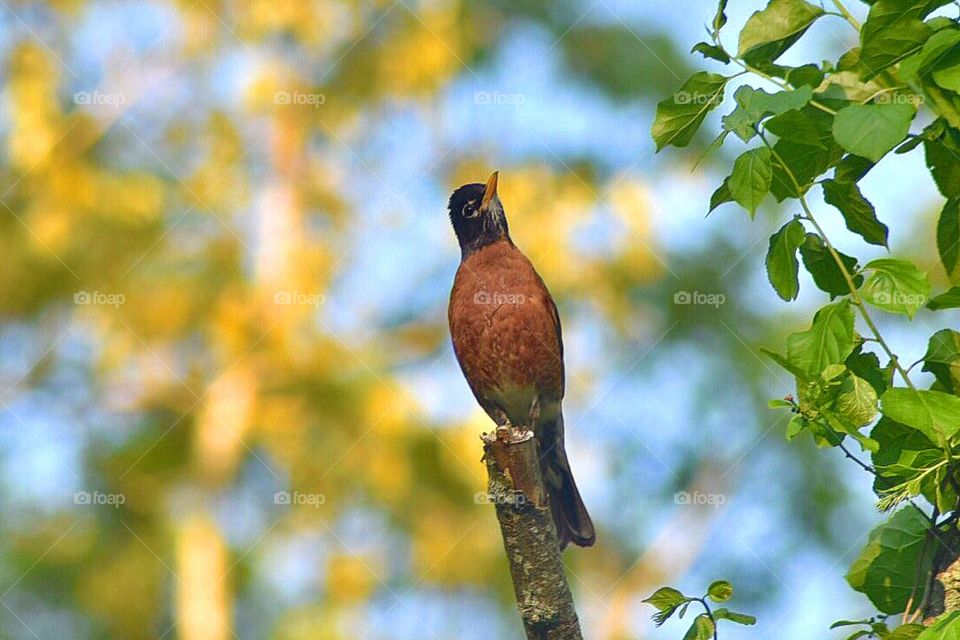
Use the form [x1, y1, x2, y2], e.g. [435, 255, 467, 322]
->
[411, 508, 498, 584]
[379, 13, 461, 96]
[326, 553, 380, 604]
[7, 44, 62, 170]
[176, 516, 233, 640]
[76, 537, 165, 639]
[196, 363, 258, 481]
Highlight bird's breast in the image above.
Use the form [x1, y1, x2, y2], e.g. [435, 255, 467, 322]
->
[448, 240, 564, 423]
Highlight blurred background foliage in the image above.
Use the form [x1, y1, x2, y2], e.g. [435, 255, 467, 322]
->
[0, 1, 947, 639]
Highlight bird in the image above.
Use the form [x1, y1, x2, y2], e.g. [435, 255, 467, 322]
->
[446, 171, 595, 549]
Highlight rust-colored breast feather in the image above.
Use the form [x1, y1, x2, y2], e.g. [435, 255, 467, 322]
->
[448, 239, 564, 422]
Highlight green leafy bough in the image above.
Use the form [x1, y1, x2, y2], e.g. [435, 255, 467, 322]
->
[648, 0, 960, 637]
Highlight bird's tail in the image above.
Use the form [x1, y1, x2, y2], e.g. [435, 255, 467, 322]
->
[539, 415, 595, 550]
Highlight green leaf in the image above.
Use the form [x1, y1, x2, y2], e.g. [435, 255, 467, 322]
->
[937, 198, 960, 282]
[832, 104, 916, 163]
[834, 154, 875, 184]
[922, 329, 960, 393]
[712, 0, 728, 36]
[871, 417, 942, 501]
[845, 505, 931, 614]
[724, 85, 814, 142]
[888, 623, 924, 640]
[785, 63, 824, 88]
[652, 73, 728, 151]
[682, 614, 715, 640]
[799, 233, 862, 298]
[768, 108, 844, 200]
[916, 611, 960, 639]
[786, 414, 807, 440]
[822, 179, 889, 247]
[713, 608, 756, 625]
[737, 0, 824, 65]
[709, 177, 733, 213]
[928, 286, 960, 310]
[846, 347, 889, 396]
[862, 258, 931, 318]
[760, 346, 811, 380]
[766, 109, 826, 147]
[831, 619, 872, 629]
[643, 586, 689, 626]
[898, 28, 960, 81]
[706, 580, 733, 602]
[926, 139, 960, 198]
[728, 147, 772, 216]
[740, 85, 813, 120]
[859, 1, 940, 79]
[881, 387, 960, 443]
[643, 586, 687, 611]
[932, 54, 960, 93]
[765, 219, 805, 300]
[786, 300, 856, 377]
[835, 374, 879, 427]
[691, 42, 730, 64]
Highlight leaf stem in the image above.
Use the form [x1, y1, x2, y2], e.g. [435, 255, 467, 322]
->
[694, 597, 719, 640]
[730, 58, 837, 115]
[838, 440, 877, 475]
[829, 0, 862, 30]
[757, 132, 917, 392]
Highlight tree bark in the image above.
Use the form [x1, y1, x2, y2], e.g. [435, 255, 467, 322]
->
[482, 426, 583, 640]
[923, 526, 960, 622]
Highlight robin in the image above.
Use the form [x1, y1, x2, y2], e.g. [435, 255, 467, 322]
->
[447, 171, 595, 549]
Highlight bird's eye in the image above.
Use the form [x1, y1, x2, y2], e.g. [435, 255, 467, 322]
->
[462, 203, 479, 218]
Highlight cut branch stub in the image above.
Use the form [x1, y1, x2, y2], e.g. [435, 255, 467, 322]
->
[482, 425, 583, 640]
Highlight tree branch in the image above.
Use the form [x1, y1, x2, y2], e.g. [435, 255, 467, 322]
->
[482, 426, 583, 640]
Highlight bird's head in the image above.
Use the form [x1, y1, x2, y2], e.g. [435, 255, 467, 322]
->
[448, 171, 510, 256]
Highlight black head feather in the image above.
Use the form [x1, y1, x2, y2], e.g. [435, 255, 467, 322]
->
[447, 182, 509, 257]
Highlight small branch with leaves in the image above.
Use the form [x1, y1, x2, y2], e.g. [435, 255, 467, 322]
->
[643, 580, 755, 640]
[651, 0, 960, 634]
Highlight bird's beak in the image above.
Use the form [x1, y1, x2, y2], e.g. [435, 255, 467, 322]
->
[480, 171, 499, 210]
